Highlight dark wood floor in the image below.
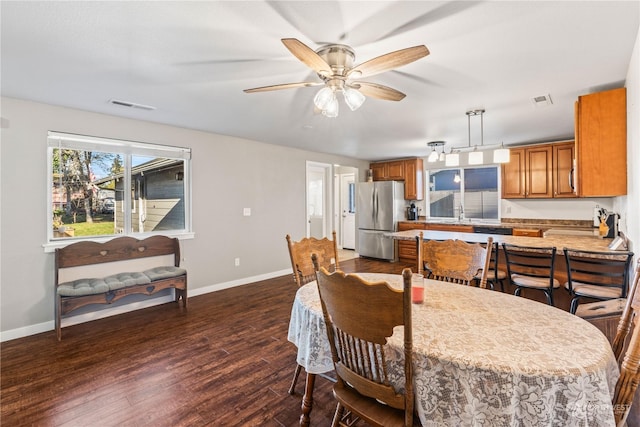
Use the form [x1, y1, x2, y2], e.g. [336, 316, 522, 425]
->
[2, 256, 637, 426]
[0, 257, 412, 427]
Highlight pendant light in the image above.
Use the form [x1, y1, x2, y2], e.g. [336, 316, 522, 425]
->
[493, 141, 510, 163]
[466, 109, 484, 165]
[445, 148, 459, 166]
[427, 141, 445, 163]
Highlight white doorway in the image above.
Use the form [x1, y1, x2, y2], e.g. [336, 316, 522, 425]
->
[306, 162, 332, 239]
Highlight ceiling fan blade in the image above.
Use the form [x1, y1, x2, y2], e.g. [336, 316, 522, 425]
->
[244, 81, 323, 93]
[348, 45, 429, 79]
[352, 82, 406, 101]
[281, 38, 333, 77]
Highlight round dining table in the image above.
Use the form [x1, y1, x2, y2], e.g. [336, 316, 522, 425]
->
[287, 273, 620, 427]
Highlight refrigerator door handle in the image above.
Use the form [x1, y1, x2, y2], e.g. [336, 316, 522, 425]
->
[374, 188, 379, 221]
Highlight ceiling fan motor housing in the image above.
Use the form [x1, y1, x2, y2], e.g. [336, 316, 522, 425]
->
[315, 44, 355, 80]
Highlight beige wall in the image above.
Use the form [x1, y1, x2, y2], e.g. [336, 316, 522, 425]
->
[0, 97, 368, 338]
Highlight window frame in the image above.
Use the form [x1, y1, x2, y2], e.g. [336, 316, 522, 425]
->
[426, 165, 501, 222]
[45, 131, 193, 252]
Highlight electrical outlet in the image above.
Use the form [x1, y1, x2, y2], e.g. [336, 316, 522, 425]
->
[243, 208, 251, 216]
[234, 257, 240, 267]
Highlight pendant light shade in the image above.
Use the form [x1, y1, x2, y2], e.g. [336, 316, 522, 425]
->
[493, 142, 510, 163]
[468, 148, 484, 165]
[445, 151, 460, 166]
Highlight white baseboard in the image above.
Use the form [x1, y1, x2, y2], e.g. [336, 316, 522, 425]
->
[0, 268, 292, 343]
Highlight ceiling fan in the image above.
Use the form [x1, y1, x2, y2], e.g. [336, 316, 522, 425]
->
[243, 38, 429, 117]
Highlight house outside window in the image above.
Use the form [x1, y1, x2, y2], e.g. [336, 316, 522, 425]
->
[427, 166, 499, 221]
[47, 132, 192, 245]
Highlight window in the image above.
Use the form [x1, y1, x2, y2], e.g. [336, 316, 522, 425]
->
[348, 182, 356, 213]
[48, 132, 191, 244]
[427, 166, 499, 220]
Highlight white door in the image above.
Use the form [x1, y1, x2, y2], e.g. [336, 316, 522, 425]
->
[306, 162, 331, 239]
[340, 173, 356, 249]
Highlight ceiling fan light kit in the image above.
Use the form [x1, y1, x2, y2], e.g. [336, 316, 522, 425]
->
[343, 86, 366, 111]
[244, 38, 429, 118]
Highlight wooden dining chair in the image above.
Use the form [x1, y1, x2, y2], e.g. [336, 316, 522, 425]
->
[608, 258, 640, 362]
[285, 231, 339, 395]
[313, 257, 414, 427]
[502, 243, 559, 306]
[563, 248, 634, 315]
[612, 259, 640, 426]
[416, 232, 493, 288]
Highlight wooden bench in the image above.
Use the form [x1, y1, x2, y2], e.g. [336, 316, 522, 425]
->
[55, 235, 187, 340]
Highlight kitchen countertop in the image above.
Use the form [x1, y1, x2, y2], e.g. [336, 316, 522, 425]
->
[399, 219, 597, 235]
[388, 229, 616, 253]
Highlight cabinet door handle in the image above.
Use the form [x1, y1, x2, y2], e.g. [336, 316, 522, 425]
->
[569, 168, 575, 190]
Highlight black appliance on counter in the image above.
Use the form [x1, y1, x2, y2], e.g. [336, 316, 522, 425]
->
[407, 202, 418, 221]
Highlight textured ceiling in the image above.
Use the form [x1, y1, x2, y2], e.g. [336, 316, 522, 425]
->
[1, 1, 638, 161]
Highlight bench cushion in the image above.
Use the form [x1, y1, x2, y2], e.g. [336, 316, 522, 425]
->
[143, 266, 187, 281]
[104, 272, 151, 291]
[57, 278, 110, 296]
[57, 267, 184, 297]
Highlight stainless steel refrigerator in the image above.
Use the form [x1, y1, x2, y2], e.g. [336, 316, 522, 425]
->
[356, 181, 405, 261]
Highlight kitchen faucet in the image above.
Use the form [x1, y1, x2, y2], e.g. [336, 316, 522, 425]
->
[458, 205, 464, 221]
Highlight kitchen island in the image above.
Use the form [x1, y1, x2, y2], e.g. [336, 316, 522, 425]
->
[386, 228, 626, 315]
[388, 228, 616, 252]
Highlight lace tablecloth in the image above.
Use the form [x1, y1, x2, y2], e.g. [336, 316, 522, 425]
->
[287, 273, 620, 426]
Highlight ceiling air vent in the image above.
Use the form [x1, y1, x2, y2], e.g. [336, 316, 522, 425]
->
[109, 99, 156, 111]
[531, 94, 553, 108]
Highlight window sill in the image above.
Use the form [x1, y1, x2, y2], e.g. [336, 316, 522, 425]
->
[43, 231, 195, 253]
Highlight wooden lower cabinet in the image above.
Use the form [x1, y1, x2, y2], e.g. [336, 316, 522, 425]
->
[512, 228, 542, 237]
[397, 222, 476, 263]
[398, 222, 425, 263]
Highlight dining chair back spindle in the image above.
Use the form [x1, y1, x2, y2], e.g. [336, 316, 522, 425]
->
[563, 248, 634, 315]
[417, 232, 493, 289]
[612, 259, 640, 426]
[313, 256, 414, 427]
[285, 231, 339, 395]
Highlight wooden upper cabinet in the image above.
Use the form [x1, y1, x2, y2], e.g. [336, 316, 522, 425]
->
[575, 88, 627, 196]
[404, 158, 423, 200]
[370, 158, 424, 200]
[387, 160, 405, 180]
[553, 141, 577, 198]
[370, 162, 388, 181]
[502, 143, 574, 199]
[371, 160, 404, 180]
[525, 144, 553, 198]
[502, 148, 526, 198]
